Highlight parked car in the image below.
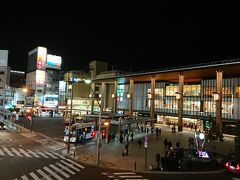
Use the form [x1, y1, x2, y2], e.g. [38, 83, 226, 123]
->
[0, 121, 6, 130]
[225, 160, 240, 175]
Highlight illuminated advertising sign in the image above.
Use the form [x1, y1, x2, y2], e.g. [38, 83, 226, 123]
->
[37, 47, 47, 70]
[44, 94, 58, 107]
[59, 81, 66, 92]
[46, 54, 62, 69]
[36, 70, 46, 86]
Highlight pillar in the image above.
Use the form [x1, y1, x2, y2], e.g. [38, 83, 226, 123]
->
[150, 76, 156, 120]
[113, 80, 118, 113]
[129, 79, 134, 116]
[178, 74, 184, 132]
[216, 71, 223, 137]
[90, 82, 95, 114]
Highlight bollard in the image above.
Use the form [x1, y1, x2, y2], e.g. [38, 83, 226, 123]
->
[134, 161, 136, 171]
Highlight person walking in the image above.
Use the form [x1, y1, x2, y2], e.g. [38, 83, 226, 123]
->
[125, 142, 129, 156]
[130, 131, 134, 141]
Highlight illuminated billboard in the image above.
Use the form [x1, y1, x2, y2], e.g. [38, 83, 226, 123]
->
[59, 81, 66, 92]
[43, 94, 58, 107]
[36, 70, 46, 86]
[37, 47, 47, 70]
[46, 54, 62, 69]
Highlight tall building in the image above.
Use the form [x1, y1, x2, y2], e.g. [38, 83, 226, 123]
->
[89, 60, 108, 79]
[0, 50, 10, 107]
[26, 47, 62, 110]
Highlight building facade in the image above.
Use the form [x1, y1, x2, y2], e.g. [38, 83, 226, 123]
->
[91, 59, 240, 136]
[26, 47, 62, 111]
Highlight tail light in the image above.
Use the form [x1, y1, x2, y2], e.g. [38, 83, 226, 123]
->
[225, 162, 230, 167]
[236, 164, 240, 171]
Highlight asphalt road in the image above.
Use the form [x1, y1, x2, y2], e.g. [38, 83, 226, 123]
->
[0, 130, 109, 180]
[9, 116, 240, 180]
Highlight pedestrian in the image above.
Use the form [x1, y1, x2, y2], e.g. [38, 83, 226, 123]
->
[151, 127, 154, 134]
[138, 139, 142, 149]
[130, 131, 134, 141]
[156, 127, 159, 139]
[164, 138, 168, 148]
[125, 142, 129, 156]
[158, 128, 161, 136]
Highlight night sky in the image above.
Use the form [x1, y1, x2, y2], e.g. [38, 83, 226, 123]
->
[1, 4, 240, 72]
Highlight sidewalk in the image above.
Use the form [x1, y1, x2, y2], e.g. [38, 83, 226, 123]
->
[62, 124, 236, 172]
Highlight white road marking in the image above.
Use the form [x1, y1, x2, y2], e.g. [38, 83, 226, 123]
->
[63, 158, 85, 169]
[0, 148, 5, 156]
[43, 166, 64, 180]
[21, 175, 29, 180]
[19, 149, 31, 157]
[56, 162, 75, 175]
[49, 164, 70, 178]
[43, 151, 58, 159]
[36, 169, 52, 180]
[3, 147, 14, 156]
[29, 172, 40, 180]
[60, 160, 80, 172]
[35, 150, 49, 158]
[11, 148, 23, 157]
[113, 172, 137, 175]
[27, 150, 40, 158]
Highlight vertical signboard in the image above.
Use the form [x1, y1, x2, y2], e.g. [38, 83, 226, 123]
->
[37, 47, 47, 70]
[36, 70, 46, 86]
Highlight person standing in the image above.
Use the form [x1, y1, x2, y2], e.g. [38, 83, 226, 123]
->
[156, 127, 159, 139]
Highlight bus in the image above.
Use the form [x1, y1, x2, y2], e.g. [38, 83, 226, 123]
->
[64, 122, 96, 144]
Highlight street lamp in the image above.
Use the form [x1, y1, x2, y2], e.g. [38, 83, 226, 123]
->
[212, 92, 220, 101]
[67, 82, 74, 155]
[175, 91, 181, 100]
[84, 79, 103, 167]
[22, 87, 34, 132]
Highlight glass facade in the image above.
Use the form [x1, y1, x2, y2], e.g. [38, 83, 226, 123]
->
[113, 77, 240, 135]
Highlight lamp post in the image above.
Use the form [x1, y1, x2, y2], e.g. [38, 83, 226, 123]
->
[84, 79, 103, 167]
[22, 88, 34, 132]
[67, 82, 74, 155]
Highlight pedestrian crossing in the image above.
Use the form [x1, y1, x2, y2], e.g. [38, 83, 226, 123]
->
[13, 155, 85, 180]
[0, 146, 63, 159]
[101, 172, 149, 180]
[35, 139, 67, 151]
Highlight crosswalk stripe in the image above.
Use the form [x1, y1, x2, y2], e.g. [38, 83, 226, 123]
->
[0, 149, 4, 156]
[119, 175, 144, 178]
[60, 160, 81, 172]
[3, 147, 14, 156]
[36, 169, 52, 180]
[43, 151, 58, 159]
[50, 164, 70, 178]
[21, 175, 29, 180]
[63, 158, 85, 169]
[48, 145, 65, 151]
[29, 172, 40, 180]
[56, 162, 75, 175]
[19, 149, 31, 157]
[51, 153, 66, 160]
[125, 179, 149, 180]
[11, 148, 23, 157]
[27, 150, 40, 158]
[43, 166, 64, 180]
[113, 172, 136, 175]
[35, 150, 49, 158]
